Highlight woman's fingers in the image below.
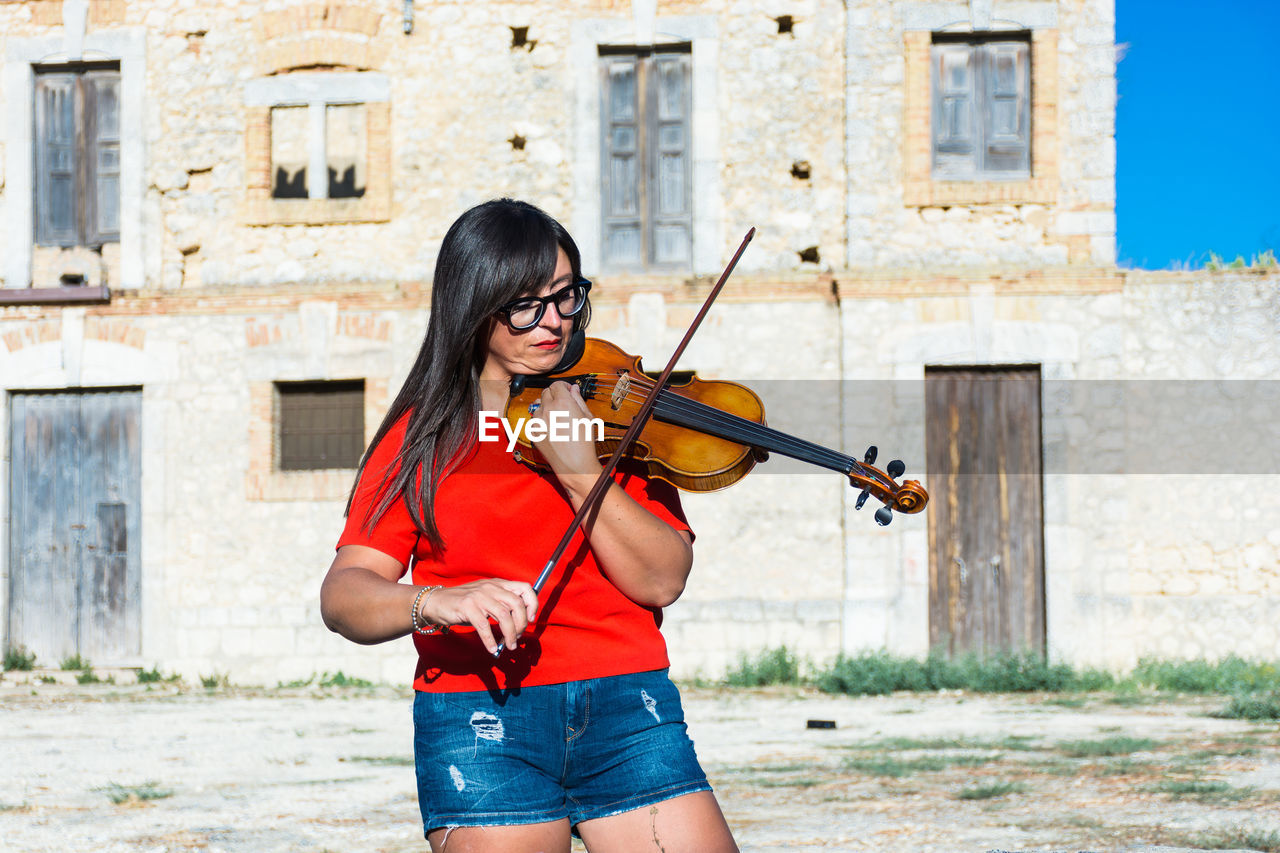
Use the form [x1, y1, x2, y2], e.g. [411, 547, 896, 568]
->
[532, 382, 602, 480]
[426, 581, 538, 654]
[497, 579, 539, 622]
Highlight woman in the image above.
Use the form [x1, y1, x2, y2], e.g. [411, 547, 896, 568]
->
[320, 199, 739, 853]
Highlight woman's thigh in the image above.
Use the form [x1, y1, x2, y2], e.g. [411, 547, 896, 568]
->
[427, 820, 573, 853]
[575, 791, 738, 853]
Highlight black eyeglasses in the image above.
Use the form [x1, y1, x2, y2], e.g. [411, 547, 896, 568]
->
[496, 278, 592, 330]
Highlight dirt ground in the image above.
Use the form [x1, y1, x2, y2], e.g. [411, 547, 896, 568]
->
[1, 677, 1277, 853]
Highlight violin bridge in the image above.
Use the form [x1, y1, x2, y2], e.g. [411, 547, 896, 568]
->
[610, 373, 631, 411]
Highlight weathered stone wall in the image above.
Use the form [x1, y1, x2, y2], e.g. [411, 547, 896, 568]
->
[11, 0, 1269, 686]
[848, 0, 1115, 267]
[1, 0, 858, 289]
[0, 277, 852, 685]
[831, 269, 1280, 671]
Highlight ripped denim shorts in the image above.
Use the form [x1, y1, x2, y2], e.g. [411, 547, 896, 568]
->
[411, 668, 712, 835]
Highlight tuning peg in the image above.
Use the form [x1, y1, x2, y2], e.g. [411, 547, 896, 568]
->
[887, 459, 905, 479]
[864, 446, 878, 465]
[875, 506, 893, 526]
[855, 489, 870, 510]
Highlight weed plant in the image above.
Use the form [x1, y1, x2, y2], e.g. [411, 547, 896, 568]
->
[199, 672, 231, 689]
[1150, 779, 1255, 803]
[343, 755, 414, 766]
[844, 753, 997, 777]
[59, 654, 92, 671]
[1056, 736, 1156, 758]
[1204, 249, 1278, 271]
[725, 646, 801, 687]
[723, 647, 1280, 703]
[1176, 826, 1280, 852]
[813, 650, 1100, 695]
[3, 645, 37, 671]
[76, 669, 104, 685]
[957, 780, 1025, 800]
[1132, 656, 1280, 693]
[99, 782, 174, 804]
[319, 671, 374, 688]
[1216, 691, 1280, 721]
[136, 665, 181, 684]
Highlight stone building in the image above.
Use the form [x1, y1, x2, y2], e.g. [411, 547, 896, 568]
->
[1, 0, 1276, 685]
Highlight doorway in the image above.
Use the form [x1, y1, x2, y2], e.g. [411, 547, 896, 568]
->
[924, 367, 1045, 657]
[8, 389, 142, 665]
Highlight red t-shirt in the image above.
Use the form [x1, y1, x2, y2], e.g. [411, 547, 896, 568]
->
[336, 415, 692, 693]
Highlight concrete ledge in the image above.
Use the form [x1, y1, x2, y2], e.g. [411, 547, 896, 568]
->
[0, 285, 110, 305]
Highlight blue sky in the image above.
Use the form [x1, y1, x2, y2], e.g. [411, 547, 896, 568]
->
[1116, 0, 1280, 269]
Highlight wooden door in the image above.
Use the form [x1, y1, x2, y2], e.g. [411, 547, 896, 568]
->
[925, 367, 1044, 657]
[8, 390, 142, 664]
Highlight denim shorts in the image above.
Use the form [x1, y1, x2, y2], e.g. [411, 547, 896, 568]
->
[411, 669, 712, 834]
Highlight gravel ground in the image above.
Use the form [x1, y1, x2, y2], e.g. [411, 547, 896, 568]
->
[1, 677, 1277, 852]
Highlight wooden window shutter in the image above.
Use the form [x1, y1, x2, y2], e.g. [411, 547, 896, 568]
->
[649, 52, 691, 267]
[931, 43, 976, 179]
[931, 35, 1031, 179]
[276, 380, 365, 470]
[599, 46, 693, 271]
[84, 70, 122, 244]
[34, 73, 80, 246]
[981, 41, 1030, 173]
[601, 55, 643, 268]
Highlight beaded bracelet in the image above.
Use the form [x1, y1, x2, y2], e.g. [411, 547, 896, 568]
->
[411, 585, 448, 636]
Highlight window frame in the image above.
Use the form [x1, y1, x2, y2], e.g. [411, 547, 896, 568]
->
[597, 44, 694, 274]
[243, 71, 390, 226]
[273, 378, 366, 472]
[32, 61, 122, 249]
[902, 28, 1058, 208]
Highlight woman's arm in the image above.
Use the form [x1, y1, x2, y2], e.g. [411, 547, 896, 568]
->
[531, 382, 694, 608]
[320, 545, 538, 654]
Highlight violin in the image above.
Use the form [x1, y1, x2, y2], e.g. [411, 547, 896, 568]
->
[505, 335, 928, 526]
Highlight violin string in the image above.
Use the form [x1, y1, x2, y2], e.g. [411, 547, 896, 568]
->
[652, 390, 864, 475]
[581, 374, 864, 476]
[543, 372, 887, 488]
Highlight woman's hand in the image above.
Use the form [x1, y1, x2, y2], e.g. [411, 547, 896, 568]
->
[420, 579, 538, 655]
[528, 381, 604, 489]
[521, 382, 694, 608]
[321, 546, 537, 653]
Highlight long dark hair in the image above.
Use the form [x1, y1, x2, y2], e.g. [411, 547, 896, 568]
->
[348, 198, 589, 552]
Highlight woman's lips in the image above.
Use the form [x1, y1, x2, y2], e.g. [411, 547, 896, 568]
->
[533, 339, 562, 350]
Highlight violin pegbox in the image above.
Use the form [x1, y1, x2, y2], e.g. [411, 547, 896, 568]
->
[847, 446, 927, 526]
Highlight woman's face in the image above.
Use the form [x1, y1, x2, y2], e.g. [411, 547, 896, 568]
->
[480, 247, 576, 384]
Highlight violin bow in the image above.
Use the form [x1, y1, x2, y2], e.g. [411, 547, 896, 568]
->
[530, 228, 756, 595]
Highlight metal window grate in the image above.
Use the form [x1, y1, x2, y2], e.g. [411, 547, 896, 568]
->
[276, 380, 364, 470]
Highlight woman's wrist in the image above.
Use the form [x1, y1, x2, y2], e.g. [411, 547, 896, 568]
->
[411, 585, 450, 635]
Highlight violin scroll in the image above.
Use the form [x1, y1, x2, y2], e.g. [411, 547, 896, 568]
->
[848, 445, 929, 526]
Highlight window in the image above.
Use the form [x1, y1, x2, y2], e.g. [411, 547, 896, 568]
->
[33, 63, 121, 247]
[275, 380, 364, 470]
[243, 72, 390, 225]
[599, 45, 692, 271]
[270, 102, 367, 200]
[931, 34, 1030, 180]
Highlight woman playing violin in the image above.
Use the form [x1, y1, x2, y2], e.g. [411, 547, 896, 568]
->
[320, 198, 738, 853]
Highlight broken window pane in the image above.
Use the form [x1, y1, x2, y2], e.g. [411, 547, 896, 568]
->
[271, 105, 309, 199]
[326, 103, 366, 199]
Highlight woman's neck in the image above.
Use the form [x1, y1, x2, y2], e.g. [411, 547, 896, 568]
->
[478, 377, 510, 413]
